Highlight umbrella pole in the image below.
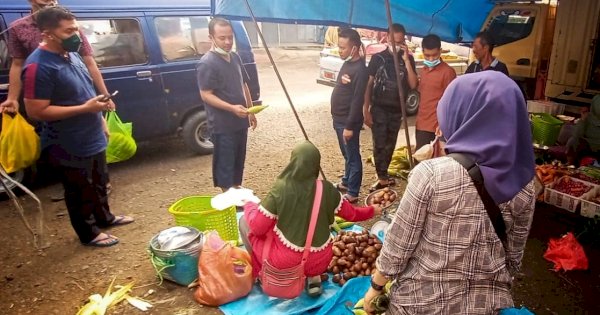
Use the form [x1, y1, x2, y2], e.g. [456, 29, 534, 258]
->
[384, 0, 414, 168]
[241, 0, 327, 181]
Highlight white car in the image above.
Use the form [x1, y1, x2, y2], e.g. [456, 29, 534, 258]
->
[317, 42, 469, 116]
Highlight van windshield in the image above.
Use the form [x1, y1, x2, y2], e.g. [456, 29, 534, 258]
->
[487, 10, 536, 47]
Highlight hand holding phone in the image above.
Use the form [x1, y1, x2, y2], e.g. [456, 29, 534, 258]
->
[101, 90, 119, 102]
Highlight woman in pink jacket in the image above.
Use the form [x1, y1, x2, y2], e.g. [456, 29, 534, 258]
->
[239, 141, 380, 296]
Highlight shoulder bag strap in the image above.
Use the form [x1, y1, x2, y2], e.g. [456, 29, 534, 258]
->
[301, 180, 323, 263]
[447, 153, 507, 243]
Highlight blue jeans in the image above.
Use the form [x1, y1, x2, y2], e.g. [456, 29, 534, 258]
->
[333, 121, 363, 197]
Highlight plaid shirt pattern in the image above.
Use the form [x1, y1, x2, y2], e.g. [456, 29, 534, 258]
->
[377, 157, 535, 314]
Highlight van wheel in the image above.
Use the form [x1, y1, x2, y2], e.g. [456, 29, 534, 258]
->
[406, 90, 420, 116]
[0, 169, 25, 196]
[182, 111, 214, 155]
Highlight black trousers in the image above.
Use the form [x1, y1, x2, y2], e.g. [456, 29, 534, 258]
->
[371, 106, 402, 179]
[48, 145, 115, 243]
[212, 129, 248, 190]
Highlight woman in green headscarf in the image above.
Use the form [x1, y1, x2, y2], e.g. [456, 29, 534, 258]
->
[239, 141, 380, 296]
[567, 95, 600, 165]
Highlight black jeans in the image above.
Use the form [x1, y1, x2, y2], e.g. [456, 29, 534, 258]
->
[371, 106, 402, 180]
[48, 145, 115, 243]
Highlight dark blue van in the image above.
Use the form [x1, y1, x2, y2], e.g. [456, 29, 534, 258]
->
[0, 0, 260, 156]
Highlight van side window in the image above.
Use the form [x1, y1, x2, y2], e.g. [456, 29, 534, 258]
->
[79, 18, 147, 68]
[487, 12, 536, 47]
[155, 16, 215, 61]
[0, 17, 10, 72]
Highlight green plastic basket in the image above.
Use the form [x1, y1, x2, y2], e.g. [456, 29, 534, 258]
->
[168, 196, 239, 243]
[531, 113, 564, 146]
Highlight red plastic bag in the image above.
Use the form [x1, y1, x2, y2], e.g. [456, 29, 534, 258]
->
[194, 231, 253, 306]
[543, 232, 589, 272]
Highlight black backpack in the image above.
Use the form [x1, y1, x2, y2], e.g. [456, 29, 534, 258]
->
[372, 54, 406, 107]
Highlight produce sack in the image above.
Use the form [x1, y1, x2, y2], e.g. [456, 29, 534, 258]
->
[543, 232, 589, 271]
[194, 231, 253, 306]
[0, 113, 40, 173]
[105, 111, 136, 163]
[413, 136, 443, 162]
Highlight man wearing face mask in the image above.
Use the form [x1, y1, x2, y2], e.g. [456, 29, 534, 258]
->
[21, 6, 134, 247]
[1, 0, 114, 200]
[415, 34, 456, 150]
[197, 18, 257, 192]
[363, 23, 417, 192]
[330, 28, 368, 203]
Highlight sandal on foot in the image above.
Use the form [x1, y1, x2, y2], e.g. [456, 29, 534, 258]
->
[369, 181, 388, 193]
[307, 277, 322, 297]
[335, 182, 348, 192]
[109, 215, 134, 226]
[85, 234, 119, 247]
[343, 194, 359, 204]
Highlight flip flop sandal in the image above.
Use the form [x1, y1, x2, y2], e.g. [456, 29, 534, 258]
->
[369, 182, 388, 193]
[109, 215, 134, 226]
[85, 234, 119, 247]
[335, 182, 349, 192]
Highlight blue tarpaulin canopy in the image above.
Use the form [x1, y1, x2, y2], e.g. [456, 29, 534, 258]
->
[212, 0, 497, 43]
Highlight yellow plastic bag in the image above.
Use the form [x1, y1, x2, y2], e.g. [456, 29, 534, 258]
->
[105, 111, 136, 164]
[0, 113, 40, 173]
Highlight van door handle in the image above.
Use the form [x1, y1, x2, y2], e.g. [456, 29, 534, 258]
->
[516, 58, 530, 66]
[136, 71, 152, 78]
[0, 83, 9, 91]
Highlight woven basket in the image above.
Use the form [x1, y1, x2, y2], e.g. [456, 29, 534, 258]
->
[168, 196, 239, 243]
[531, 114, 564, 146]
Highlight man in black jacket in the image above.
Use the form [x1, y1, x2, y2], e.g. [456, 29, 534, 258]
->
[331, 28, 368, 203]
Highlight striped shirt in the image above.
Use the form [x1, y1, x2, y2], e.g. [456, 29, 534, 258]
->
[377, 157, 535, 314]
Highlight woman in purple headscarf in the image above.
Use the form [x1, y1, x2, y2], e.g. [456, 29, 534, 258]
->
[363, 71, 536, 314]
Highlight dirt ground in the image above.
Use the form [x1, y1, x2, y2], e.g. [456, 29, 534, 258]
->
[1, 48, 599, 315]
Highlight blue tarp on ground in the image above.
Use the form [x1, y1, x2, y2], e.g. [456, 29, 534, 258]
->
[212, 0, 496, 43]
[220, 276, 370, 315]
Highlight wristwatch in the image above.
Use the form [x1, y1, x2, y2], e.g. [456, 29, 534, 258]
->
[370, 276, 384, 291]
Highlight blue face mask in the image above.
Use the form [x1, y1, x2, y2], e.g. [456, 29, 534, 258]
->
[423, 59, 441, 68]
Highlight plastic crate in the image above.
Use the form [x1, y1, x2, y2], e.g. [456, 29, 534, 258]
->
[581, 187, 600, 218]
[527, 100, 565, 115]
[531, 113, 564, 146]
[544, 176, 597, 213]
[168, 196, 239, 243]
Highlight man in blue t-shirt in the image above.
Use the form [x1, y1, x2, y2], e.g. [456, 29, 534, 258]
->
[22, 7, 133, 247]
[197, 17, 257, 191]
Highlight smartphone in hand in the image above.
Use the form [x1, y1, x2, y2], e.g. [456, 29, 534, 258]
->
[101, 90, 119, 102]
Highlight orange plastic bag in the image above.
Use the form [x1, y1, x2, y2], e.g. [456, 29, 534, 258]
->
[543, 232, 589, 272]
[0, 113, 40, 173]
[194, 231, 253, 306]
